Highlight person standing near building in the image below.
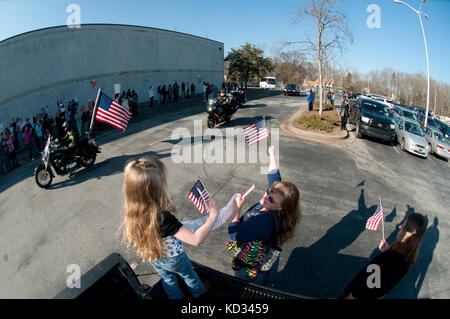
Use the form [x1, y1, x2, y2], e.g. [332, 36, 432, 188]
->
[181, 82, 186, 100]
[148, 85, 155, 108]
[202, 82, 207, 102]
[191, 83, 196, 97]
[307, 89, 314, 111]
[340, 98, 349, 130]
[173, 81, 179, 103]
[81, 106, 89, 137]
[1, 133, 12, 174]
[6, 132, 19, 168]
[157, 85, 162, 105]
[168, 84, 172, 104]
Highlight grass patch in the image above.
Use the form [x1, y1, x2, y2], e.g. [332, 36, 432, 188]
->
[296, 114, 339, 132]
[313, 101, 335, 111]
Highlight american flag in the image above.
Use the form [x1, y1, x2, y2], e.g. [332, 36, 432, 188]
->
[244, 118, 269, 145]
[366, 201, 384, 231]
[95, 92, 132, 132]
[188, 180, 210, 215]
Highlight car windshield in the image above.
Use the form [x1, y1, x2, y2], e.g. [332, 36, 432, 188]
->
[403, 110, 416, 120]
[267, 78, 276, 84]
[286, 85, 296, 89]
[404, 121, 424, 137]
[361, 101, 390, 116]
[435, 132, 447, 143]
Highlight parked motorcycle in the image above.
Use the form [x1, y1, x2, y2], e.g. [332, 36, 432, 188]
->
[206, 92, 240, 128]
[34, 134, 101, 188]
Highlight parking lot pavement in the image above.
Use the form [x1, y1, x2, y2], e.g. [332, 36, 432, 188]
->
[0, 91, 449, 299]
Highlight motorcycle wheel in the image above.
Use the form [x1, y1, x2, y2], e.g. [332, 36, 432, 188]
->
[81, 152, 97, 168]
[207, 118, 215, 128]
[35, 165, 53, 189]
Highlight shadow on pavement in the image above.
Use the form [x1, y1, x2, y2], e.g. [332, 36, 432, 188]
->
[47, 150, 172, 190]
[270, 189, 376, 298]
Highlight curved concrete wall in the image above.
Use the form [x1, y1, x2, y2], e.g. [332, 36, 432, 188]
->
[0, 24, 224, 127]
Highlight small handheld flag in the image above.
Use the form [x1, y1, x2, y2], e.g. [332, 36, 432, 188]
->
[95, 92, 132, 132]
[244, 118, 269, 145]
[188, 179, 210, 215]
[366, 199, 384, 231]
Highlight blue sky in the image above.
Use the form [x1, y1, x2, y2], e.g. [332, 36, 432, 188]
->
[1, 0, 449, 83]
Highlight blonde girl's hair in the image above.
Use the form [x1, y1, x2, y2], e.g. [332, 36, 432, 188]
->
[270, 181, 302, 246]
[120, 157, 176, 262]
[388, 212, 428, 270]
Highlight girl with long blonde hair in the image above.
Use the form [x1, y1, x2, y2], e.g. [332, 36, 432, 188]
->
[121, 156, 218, 299]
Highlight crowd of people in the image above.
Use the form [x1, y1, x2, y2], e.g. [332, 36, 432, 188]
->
[146, 81, 242, 108]
[120, 146, 428, 300]
[0, 99, 96, 175]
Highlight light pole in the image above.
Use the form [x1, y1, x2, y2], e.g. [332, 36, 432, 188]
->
[394, 0, 430, 127]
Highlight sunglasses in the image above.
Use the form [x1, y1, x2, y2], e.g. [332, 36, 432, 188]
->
[266, 188, 274, 204]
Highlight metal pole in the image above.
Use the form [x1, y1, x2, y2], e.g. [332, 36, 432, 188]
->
[418, 11, 431, 127]
[88, 88, 102, 140]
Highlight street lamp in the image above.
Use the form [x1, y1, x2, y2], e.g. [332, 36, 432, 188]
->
[394, 0, 431, 127]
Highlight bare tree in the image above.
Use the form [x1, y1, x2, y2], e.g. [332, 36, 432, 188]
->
[289, 0, 352, 115]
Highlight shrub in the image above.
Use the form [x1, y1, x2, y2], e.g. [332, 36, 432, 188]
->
[296, 114, 339, 132]
[313, 101, 335, 110]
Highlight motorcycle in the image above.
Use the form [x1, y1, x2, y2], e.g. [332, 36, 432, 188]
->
[230, 89, 246, 106]
[206, 92, 240, 128]
[34, 134, 102, 188]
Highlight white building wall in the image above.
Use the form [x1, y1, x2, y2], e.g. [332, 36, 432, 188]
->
[0, 24, 224, 126]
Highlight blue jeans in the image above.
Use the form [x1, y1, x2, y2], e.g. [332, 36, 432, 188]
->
[234, 257, 280, 285]
[151, 252, 205, 299]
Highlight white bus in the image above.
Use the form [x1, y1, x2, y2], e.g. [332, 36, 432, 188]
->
[260, 76, 276, 89]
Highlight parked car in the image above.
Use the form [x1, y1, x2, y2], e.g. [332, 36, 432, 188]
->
[393, 105, 417, 121]
[372, 97, 395, 109]
[393, 116, 430, 158]
[422, 126, 450, 160]
[349, 97, 396, 142]
[284, 84, 300, 96]
[436, 119, 450, 140]
[416, 114, 441, 131]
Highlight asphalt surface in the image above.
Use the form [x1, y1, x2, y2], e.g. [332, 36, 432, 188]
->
[0, 89, 449, 299]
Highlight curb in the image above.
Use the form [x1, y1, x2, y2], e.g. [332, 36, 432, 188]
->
[280, 104, 356, 145]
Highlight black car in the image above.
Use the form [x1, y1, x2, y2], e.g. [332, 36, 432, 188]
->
[284, 84, 299, 96]
[349, 97, 396, 142]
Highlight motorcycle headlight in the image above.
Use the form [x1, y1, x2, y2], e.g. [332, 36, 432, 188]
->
[208, 97, 216, 106]
[207, 106, 214, 112]
[361, 116, 370, 124]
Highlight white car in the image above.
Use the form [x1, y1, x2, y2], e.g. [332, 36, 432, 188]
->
[394, 116, 430, 158]
[373, 97, 395, 109]
[422, 126, 450, 160]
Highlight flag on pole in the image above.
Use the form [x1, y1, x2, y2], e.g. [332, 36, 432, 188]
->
[95, 92, 132, 132]
[366, 200, 384, 231]
[244, 118, 269, 145]
[188, 180, 210, 215]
